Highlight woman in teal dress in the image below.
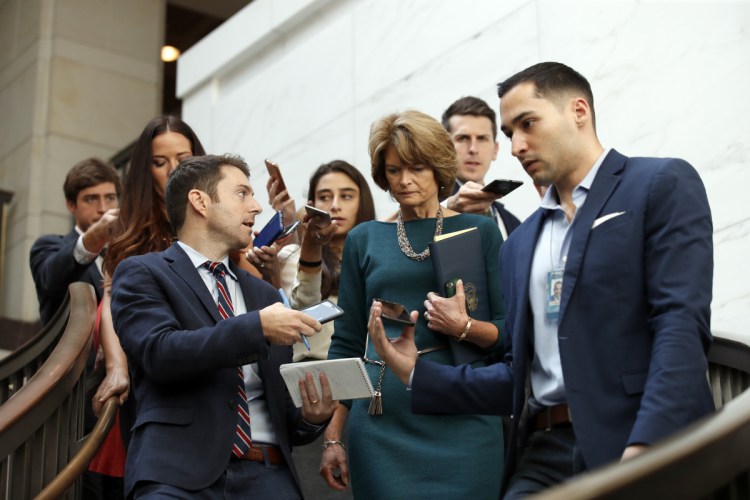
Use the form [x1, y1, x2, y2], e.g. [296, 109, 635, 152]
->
[320, 110, 505, 499]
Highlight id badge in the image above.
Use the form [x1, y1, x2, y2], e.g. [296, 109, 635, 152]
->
[545, 269, 563, 321]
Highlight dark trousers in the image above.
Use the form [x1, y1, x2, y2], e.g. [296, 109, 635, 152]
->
[504, 426, 587, 499]
[133, 460, 300, 499]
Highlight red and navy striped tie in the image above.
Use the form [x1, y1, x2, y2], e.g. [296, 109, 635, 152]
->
[204, 261, 252, 457]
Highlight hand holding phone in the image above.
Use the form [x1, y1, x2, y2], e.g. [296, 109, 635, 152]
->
[265, 159, 287, 194]
[481, 179, 523, 197]
[301, 300, 345, 324]
[374, 298, 415, 326]
[254, 211, 285, 248]
[304, 205, 332, 228]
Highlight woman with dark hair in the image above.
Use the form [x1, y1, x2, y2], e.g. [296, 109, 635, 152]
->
[320, 110, 505, 499]
[87, 116, 206, 494]
[106, 115, 205, 268]
[245, 160, 375, 500]
[291, 160, 376, 361]
[248, 160, 377, 361]
[94, 115, 206, 411]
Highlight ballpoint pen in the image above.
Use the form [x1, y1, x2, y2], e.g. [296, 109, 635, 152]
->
[279, 288, 311, 351]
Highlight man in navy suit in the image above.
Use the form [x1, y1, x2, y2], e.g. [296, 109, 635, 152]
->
[441, 96, 522, 239]
[372, 62, 714, 497]
[110, 154, 337, 498]
[30, 157, 120, 324]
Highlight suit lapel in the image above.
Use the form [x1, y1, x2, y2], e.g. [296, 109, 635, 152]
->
[513, 210, 546, 355]
[165, 243, 222, 323]
[559, 150, 626, 321]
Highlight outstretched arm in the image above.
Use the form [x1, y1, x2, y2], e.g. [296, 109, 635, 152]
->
[92, 284, 130, 415]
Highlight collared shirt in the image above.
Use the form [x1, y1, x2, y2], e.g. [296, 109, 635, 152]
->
[528, 149, 610, 409]
[177, 241, 278, 445]
[73, 226, 104, 276]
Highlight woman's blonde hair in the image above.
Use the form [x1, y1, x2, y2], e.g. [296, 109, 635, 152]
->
[368, 110, 457, 201]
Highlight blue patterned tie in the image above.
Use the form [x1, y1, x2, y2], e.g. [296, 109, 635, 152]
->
[204, 261, 252, 457]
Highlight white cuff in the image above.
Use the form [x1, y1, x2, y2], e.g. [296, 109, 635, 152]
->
[74, 235, 98, 264]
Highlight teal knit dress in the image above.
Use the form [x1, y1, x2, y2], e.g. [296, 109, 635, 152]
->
[329, 213, 505, 499]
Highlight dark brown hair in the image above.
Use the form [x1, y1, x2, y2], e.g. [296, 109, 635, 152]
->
[441, 96, 498, 140]
[166, 154, 250, 234]
[104, 116, 206, 276]
[307, 160, 376, 298]
[497, 62, 596, 129]
[63, 158, 121, 203]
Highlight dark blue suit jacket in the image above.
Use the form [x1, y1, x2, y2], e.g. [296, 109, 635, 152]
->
[451, 181, 522, 238]
[111, 243, 321, 496]
[30, 229, 104, 324]
[413, 150, 714, 483]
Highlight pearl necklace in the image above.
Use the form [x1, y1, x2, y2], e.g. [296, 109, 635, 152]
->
[396, 208, 444, 261]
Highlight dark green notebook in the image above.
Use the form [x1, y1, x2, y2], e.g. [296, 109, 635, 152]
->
[429, 227, 490, 365]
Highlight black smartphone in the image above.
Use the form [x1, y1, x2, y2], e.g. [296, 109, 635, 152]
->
[304, 205, 332, 228]
[374, 298, 415, 326]
[264, 159, 287, 193]
[301, 299, 344, 324]
[481, 179, 523, 197]
[254, 211, 284, 248]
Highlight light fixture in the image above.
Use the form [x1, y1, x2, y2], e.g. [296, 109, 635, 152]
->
[161, 45, 181, 62]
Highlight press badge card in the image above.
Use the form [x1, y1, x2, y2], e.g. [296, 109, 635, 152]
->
[545, 269, 563, 320]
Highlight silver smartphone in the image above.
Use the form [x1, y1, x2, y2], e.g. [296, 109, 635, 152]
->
[301, 299, 344, 324]
[304, 205, 332, 228]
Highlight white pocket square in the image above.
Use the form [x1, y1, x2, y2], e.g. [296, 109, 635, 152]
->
[592, 211, 626, 229]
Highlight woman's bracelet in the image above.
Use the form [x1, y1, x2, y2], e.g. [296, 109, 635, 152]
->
[322, 439, 345, 450]
[457, 317, 472, 342]
[299, 258, 322, 267]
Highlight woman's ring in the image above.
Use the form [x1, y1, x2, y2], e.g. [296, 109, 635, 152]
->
[259, 262, 265, 268]
[311, 399, 319, 404]
[316, 233, 323, 242]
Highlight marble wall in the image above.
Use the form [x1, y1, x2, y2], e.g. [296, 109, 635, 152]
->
[0, 0, 163, 322]
[178, 0, 750, 337]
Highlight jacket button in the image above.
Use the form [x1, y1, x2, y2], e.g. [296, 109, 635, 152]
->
[228, 400, 238, 410]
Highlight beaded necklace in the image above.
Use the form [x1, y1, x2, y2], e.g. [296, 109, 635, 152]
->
[396, 207, 444, 261]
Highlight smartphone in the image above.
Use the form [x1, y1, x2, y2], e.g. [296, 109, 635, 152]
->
[481, 179, 523, 197]
[254, 211, 284, 248]
[374, 298, 415, 326]
[265, 159, 287, 194]
[278, 220, 301, 241]
[445, 278, 459, 298]
[304, 205, 332, 228]
[301, 299, 344, 324]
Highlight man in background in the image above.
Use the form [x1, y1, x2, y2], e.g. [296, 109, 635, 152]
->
[29, 157, 121, 498]
[30, 157, 120, 324]
[442, 96, 521, 239]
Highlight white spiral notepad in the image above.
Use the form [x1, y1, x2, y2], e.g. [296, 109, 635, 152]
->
[279, 357, 375, 407]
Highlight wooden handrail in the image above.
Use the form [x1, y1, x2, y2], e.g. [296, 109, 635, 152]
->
[35, 396, 119, 500]
[0, 283, 96, 454]
[0, 292, 71, 403]
[0, 282, 97, 498]
[534, 388, 750, 499]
